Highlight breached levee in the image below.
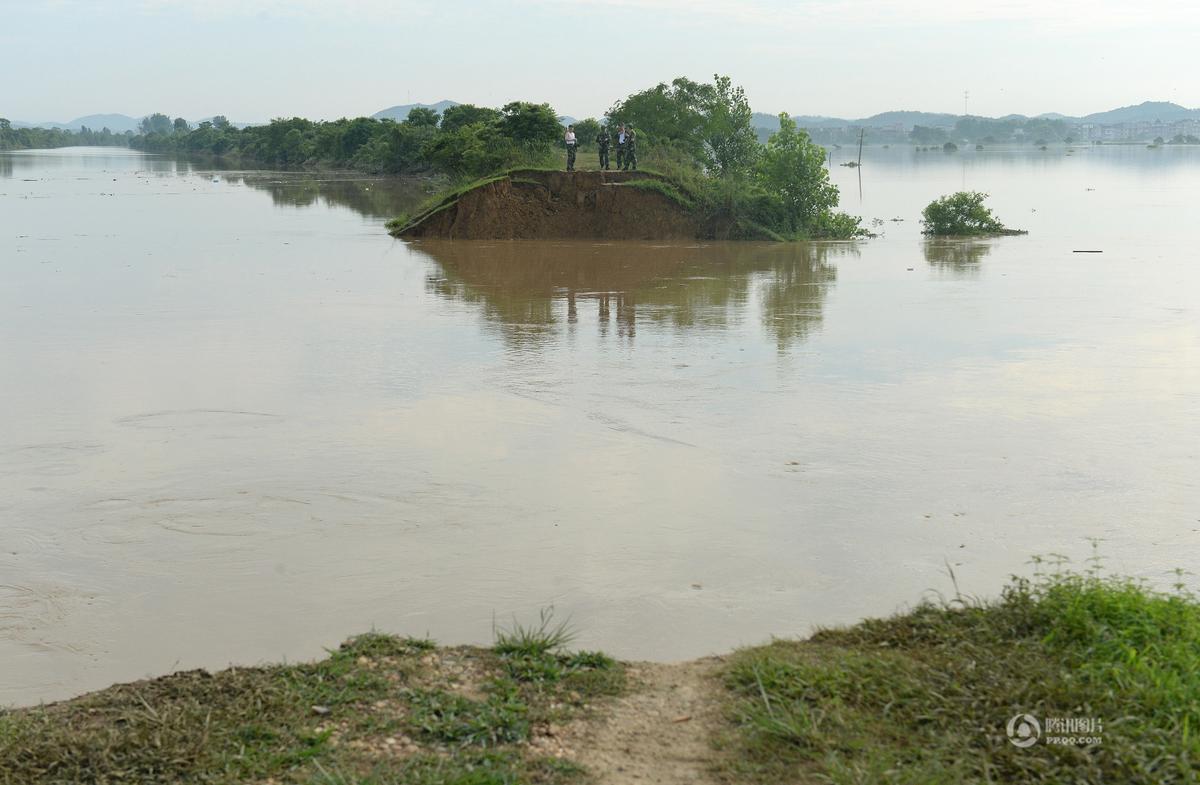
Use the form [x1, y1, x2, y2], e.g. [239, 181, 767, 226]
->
[389, 169, 703, 240]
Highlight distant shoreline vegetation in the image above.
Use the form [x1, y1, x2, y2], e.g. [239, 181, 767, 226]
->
[0, 119, 131, 151]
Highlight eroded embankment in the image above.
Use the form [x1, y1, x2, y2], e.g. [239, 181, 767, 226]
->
[390, 169, 704, 240]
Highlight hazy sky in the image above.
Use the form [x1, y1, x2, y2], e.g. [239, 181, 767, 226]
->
[3, 0, 1198, 122]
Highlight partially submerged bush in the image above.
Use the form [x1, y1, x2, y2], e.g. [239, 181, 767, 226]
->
[921, 191, 1024, 236]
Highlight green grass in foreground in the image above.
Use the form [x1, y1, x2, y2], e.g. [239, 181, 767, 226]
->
[719, 555, 1200, 784]
[0, 621, 621, 785]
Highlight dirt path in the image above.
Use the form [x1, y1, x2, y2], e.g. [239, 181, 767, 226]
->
[566, 657, 726, 785]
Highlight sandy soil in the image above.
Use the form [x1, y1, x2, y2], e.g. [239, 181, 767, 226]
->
[565, 657, 727, 785]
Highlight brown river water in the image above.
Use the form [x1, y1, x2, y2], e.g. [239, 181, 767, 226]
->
[2, 146, 1198, 706]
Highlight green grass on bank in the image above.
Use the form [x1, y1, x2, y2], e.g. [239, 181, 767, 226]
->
[0, 620, 622, 785]
[718, 555, 1200, 784]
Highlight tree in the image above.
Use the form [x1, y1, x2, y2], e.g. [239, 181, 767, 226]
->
[424, 121, 517, 178]
[140, 113, 172, 135]
[921, 191, 1016, 236]
[440, 104, 501, 134]
[499, 102, 561, 154]
[404, 107, 440, 128]
[573, 118, 601, 150]
[754, 115, 840, 234]
[337, 117, 376, 160]
[606, 74, 759, 176]
[212, 115, 231, 130]
[703, 75, 758, 177]
[607, 77, 711, 163]
[173, 117, 190, 134]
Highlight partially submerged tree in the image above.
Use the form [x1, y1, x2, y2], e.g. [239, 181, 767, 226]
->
[921, 191, 1024, 236]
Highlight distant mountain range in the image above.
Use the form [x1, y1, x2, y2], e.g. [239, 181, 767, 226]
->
[9, 113, 144, 133]
[751, 101, 1200, 130]
[9, 100, 1196, 134]
[371, 100, 461, 122]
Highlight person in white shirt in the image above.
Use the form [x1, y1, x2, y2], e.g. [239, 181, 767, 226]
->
[564, 125, 577, 171]
[616, 125, 628, 169]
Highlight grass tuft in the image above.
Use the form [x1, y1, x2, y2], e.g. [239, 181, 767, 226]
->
[404, 686, 529, 748]
[493, 608, 576, 659]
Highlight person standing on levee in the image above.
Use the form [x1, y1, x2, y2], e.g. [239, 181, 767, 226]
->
[623, 126, 637, 170]
[596, 125, 611, 170]
[564, 125, 577, 171]
[615, 124, 627, 170]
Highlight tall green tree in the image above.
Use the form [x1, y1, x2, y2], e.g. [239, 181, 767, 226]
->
[573, 118, 601, 150]
[440, 104, 501, 134]
[404, 107, 440, 128]
[607, 77, 711, 163]
[607, 74, 758, 176]
[140, 113, 172, 135]
[754, 115, 840, 233]
[499, 102, 562, 153]
[703, 75, 758, 177]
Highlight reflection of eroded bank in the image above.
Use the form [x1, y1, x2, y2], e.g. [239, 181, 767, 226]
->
[410, 240, 858, 351]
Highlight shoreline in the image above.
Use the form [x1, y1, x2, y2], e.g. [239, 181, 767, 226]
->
[4, 567, 1196, 784]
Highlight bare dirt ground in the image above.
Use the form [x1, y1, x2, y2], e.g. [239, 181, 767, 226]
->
[565, 657, 727, 785]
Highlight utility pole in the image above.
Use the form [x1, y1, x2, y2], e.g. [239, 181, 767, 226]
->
[963, 90, 969, 117]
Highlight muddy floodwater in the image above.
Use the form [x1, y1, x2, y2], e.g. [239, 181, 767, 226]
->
[2, 146, 1198, 706]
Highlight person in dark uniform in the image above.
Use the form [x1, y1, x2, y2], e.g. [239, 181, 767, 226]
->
[596, 125, 611, 170]
[623, 126, 637, 170]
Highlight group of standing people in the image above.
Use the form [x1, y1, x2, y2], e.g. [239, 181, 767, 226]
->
[563, 124, 637, 172]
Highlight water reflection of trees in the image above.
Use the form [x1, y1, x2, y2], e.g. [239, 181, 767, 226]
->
[922, 240, 993, 277]
[237, 174, 430, 219]
[412, 240, 857, 350]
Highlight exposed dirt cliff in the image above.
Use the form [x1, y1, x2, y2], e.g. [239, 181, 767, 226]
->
[390, 169, 704, 240]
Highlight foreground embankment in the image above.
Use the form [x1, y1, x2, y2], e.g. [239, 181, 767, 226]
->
[388, 169, 710, 241]
[3, 568, 1197, 784]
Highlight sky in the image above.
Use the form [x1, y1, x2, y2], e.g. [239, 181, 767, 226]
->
[2, 0, 1199, 123]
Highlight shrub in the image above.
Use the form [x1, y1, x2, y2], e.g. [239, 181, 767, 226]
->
[921, 191, 1020, 236]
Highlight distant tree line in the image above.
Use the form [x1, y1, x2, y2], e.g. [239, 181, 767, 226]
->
[911, 116, 1071, 146]
[0, 118, 132, 151]
[127, 104, 563, 178]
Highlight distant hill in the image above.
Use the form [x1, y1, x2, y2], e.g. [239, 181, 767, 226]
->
[858, 110, 958, 128]
[10, 113, 141, 132]
[1081, 101, 1199, 124]
[63, 113, 142, 132]
[752, 110, 960, 132]
[371, 100, 459, 121]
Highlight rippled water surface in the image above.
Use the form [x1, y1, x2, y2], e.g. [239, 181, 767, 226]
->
[2, 146, 1198, 706]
